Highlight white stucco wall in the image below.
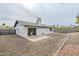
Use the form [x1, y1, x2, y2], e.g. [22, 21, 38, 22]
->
[37, 27, 51, 35]
[16, 24, 52, 38]
[16, 21, 52, 38]
[16, 24, 28, 38]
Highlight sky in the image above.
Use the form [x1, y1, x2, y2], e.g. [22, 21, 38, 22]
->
[0, 3, 37, 26]
[0, 2, 79, 26]
[22, 3, 79, 26]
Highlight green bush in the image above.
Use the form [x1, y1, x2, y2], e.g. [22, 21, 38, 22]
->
[0, 23, 13, 29]
[53, 26, 72, 30]
[76, 26, 79, 32]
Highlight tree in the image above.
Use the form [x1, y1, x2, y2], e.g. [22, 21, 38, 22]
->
[76, 16, 79, 26]
[76, 16, 79, 32]
[57, 24, 59, 27]
[2, 23, 6, 26]
[52, 24, 55, 28]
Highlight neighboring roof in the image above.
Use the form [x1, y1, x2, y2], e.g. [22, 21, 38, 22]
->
[15, 20, 52, 28]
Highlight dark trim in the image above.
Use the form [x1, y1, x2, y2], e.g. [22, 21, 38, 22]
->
[14, 21, 18, 28]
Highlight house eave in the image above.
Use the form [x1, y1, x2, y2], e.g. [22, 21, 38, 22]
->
[24, 25, 50, 28]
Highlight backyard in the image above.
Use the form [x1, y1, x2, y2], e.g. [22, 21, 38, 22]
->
[0, 3, 79, 57]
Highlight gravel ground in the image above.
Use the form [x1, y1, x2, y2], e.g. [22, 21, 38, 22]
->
[0, 33, 67, 56]
[58, 32, 79, 56]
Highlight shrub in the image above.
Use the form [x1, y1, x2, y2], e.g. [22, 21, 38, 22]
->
[76, 26, 79, 32]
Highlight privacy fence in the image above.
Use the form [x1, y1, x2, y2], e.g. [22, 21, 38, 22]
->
[0, 29, 16, 35]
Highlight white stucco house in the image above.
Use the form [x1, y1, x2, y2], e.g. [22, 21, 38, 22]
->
[14, 18, 52, 38]
[0, 3, 53, 38]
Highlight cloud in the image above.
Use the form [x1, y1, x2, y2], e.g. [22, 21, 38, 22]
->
[26, 3, 79, 25]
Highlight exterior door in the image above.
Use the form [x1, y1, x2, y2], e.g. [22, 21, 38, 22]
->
[28, 28, 36, 36]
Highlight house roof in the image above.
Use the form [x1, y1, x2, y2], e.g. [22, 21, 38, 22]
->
[15, 20, 52, 28]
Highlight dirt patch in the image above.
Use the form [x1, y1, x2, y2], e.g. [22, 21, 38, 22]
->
[0, 33, 67, 56]
[58, 44, 79, 56]
[58, 32, 79, 56]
